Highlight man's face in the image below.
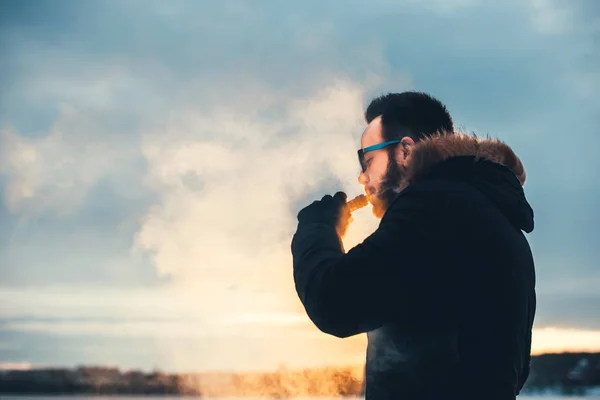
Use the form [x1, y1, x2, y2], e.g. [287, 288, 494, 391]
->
[358, 116, 411, 218]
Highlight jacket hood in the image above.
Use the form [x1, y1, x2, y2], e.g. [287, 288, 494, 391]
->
[400, 133, 534, 233]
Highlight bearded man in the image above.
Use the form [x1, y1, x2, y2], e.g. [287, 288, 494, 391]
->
[291, 92, 536, 400]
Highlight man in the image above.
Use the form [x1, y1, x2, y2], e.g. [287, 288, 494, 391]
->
[291, 92, 536, 399]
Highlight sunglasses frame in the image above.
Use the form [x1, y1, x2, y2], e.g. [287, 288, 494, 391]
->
[357, 140, 402, 172]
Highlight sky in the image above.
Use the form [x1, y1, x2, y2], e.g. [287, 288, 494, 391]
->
[0, 0, 599, 373]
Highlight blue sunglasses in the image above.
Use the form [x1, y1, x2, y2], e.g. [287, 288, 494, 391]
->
[357, 140, 401, 172]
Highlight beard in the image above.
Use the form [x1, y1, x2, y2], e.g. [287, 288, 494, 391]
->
[369, 150, 405, 218]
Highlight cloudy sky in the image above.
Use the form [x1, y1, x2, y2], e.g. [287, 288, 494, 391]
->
[1, 0, 599, 372]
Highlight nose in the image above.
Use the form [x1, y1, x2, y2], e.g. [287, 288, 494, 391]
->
[358, 171, 367, 185]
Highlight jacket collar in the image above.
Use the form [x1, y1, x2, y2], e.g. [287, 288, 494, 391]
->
[399, 133, 527, 191]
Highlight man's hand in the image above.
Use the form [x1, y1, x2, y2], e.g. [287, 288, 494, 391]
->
[297, 191, 353, 238]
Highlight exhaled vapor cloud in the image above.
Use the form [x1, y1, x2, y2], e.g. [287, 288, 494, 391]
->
[0, 76, 382, 370]
[132, 79, 380, 318]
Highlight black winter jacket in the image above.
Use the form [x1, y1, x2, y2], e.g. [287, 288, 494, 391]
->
[291, 134, 536, 400]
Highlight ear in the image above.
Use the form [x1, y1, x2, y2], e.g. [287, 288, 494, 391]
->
[400, 136, 415, 148]
[395, 136, 415, 162]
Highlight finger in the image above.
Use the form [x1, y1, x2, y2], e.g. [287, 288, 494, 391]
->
[297, 200, 319, 219]
[305, 200, 319, 209]
[333, 191, 347, 203]
[321, 194, 333, 203]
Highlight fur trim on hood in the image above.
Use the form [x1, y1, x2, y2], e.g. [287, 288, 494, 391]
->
[399, 133, 526, 191]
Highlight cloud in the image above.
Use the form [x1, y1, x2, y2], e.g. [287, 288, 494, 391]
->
[0, 316, 310, 338]
[528, 0, 575, 35]
[0, 104, 140, 216]
[0, 284, 369, 370]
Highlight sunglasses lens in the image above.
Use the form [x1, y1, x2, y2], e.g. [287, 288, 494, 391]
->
[357, 150, 366, 172]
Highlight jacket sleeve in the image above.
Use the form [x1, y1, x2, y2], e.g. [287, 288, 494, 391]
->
[291, 188, 446, 338]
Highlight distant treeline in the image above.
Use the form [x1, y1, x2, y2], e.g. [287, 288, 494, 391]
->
[522, 352, 600, 395]
[0, 365, 364, 396]
[1, 353, 599, 396]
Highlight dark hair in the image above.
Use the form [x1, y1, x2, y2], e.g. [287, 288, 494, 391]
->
[365, 91, 454, 142]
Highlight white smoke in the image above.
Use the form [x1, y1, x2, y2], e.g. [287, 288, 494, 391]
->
[132, 79, 380, 319]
